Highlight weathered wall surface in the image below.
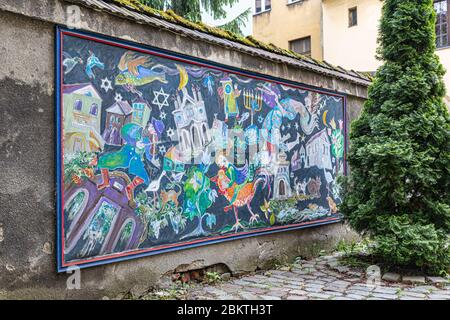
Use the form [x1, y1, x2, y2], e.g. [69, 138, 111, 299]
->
[0, 0, 366, 299]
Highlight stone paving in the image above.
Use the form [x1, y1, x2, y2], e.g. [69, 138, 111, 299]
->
[185, 254, 450, 300]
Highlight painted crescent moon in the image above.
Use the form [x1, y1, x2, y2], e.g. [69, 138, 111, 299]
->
[176, 64, 188, 90]
[322, 110, 328, 126]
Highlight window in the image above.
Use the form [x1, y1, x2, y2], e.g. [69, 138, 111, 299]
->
[349, 7, 357, 27]
[90, 103, 98, 116]
[255, 0, 271, 13]
[255, 0, 262, 13]
[74, 99, 82, 111]
[289, 36, 311, 56]
[435, 0, 449, 48]
[279, 180, 286, 197]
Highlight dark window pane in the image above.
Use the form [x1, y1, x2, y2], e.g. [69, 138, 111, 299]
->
[289, 36, 312, 56]
[265, 0, 271, 10]
[349, 7, 358, 27]
[255, 0, 261, 13]
[434, 0, 448, 48]
[74, 99, 82, 111]
[90, 103, 98, 116]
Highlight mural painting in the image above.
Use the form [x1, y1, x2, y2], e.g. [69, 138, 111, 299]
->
[57, 28, 346, 270]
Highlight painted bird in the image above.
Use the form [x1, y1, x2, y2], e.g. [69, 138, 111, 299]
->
[211, 159, 271, 232]
[115, 51, 167, 92]
[63, 52, 83, 75]
[144, 170, 167, 207]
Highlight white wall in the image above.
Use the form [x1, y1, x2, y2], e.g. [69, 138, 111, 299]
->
[322, 0, 382, 72]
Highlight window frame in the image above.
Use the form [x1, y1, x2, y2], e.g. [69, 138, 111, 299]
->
[348, 6, 358, 28]
[289, 36, 312, 57]
[254, 0, 271, 15]
[434, 0, 450, 49]
[287, 0, 302, 5]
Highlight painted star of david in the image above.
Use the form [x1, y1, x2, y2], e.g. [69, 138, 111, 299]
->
[167, 128, 176, 140]
[160, 111, 167, 120]
[257, 115, 264, 124]
[114, 92, 123, 102]
[101, 77, 112, 93]
[152, 88, 170, 110]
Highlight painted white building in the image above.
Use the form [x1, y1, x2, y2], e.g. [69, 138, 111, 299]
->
[172, 87, 211, 156]
[305, 129, 332, 170]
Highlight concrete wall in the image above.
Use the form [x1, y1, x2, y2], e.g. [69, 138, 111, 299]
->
[0, 0, 366, 299]
[253, 0, 324, 60]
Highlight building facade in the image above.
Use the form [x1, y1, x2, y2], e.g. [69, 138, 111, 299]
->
[253, 0, 323, 60]
[253, 0, 450, 99]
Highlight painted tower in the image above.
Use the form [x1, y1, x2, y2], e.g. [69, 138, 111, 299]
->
[272, 151, 292, 199]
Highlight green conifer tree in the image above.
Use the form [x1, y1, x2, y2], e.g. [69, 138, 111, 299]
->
[341, 0, 450, 273]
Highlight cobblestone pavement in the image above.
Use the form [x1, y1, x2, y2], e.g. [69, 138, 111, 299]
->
[186, 254, 450, 300]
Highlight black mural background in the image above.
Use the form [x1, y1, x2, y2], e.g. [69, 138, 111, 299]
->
[60, 32, 345, 266]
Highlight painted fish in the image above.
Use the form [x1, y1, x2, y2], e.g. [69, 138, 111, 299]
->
[115, 66, 167, 87]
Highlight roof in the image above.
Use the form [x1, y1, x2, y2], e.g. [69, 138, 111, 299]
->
[306, 129, 330, 145]
[132, 97, 149, 105]
[63, 83, 102, 99]
[106, 100, 133, 115]
[66, 0, 372, 86]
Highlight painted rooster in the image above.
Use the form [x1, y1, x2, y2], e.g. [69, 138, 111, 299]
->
[211, 154, 271, 232]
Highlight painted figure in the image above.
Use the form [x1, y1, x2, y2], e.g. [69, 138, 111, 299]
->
[218, 77, 241, 122]
[85, 51, 104, 79]
[96, 121, 164, 200]
[297, 92, 322, 135]
[63, 52, 83, 74]
[258, 84, 298, 154]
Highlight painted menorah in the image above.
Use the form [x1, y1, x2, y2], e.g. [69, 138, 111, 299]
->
[243, 89, 263, 125]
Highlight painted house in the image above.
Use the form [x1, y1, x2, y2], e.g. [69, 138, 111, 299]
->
[273, 151, 292, 200]
[63, 83, 105, 154]
[163, 146, 185, 173]
[103, 100, 133, 146]
[131, 97, 151, 127]
[172, 87, 211, 156]
[305, 129, 332, 170]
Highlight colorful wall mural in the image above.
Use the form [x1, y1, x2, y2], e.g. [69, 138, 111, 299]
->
[56, 28, 346, 270]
